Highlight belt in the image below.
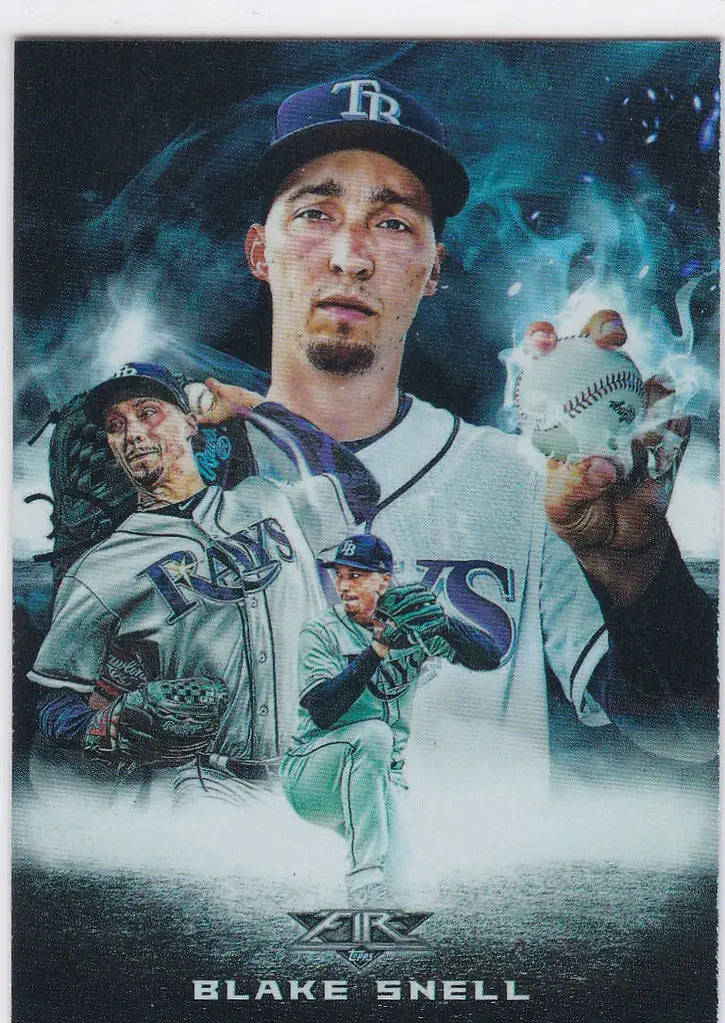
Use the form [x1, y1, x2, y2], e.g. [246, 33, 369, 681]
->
[198, 753, 279, 783]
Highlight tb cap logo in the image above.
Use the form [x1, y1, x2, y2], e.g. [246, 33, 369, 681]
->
[332, 79, 401, 124]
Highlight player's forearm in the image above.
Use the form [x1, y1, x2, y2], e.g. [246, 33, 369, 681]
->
[595, 536, 717, 697]
[586, 538, 717, 761]
[37, 689, 95, 744]
[442, 617, 503, 671]
[301, 647, 382, 730]
[254, 402, 380, 522]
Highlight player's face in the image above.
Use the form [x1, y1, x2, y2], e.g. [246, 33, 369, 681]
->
[103, 397, 197, 492]
[334, 565, 391, 626]
[246, 149, 445, 377]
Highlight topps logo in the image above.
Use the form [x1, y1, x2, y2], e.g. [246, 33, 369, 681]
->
[290, 910, 431, 968]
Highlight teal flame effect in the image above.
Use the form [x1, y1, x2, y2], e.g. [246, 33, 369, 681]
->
[15, 40, 719, 435]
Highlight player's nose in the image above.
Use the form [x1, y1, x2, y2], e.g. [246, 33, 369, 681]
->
[124, 414, 145, 444]
[328, 224, 374, 280]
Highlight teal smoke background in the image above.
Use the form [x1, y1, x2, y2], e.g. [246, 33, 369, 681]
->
[14, 40, 719, 436]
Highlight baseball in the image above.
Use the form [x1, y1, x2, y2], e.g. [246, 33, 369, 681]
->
[514, 335, 646, 461]
[185, 382, 216, 416]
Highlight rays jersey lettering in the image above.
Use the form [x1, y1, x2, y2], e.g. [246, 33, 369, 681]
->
[342, 647, 426, 702]
[140, 517, 295, 623]
[417, 559, 517, 666]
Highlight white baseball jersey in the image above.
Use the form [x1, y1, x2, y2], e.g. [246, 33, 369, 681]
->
[29, 474, 354, 761]
[248, 397, 610, 785]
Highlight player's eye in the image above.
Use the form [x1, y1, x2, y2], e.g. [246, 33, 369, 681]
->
[377, 217, 411, 233]
[104, 418, 123, 433]
[294, 208, 332, 223]
[138, 404, 159, 419]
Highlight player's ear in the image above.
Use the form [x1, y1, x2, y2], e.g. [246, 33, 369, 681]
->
[245, 224, 269, 283]
[379, 573, 392, 594]
[423, 243, 446, 297]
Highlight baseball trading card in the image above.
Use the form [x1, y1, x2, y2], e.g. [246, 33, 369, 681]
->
[11, 37, 719, 1023]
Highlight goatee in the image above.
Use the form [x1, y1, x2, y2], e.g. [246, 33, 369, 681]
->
[133, 466, 164, 489]
[306, 340, 375, 377]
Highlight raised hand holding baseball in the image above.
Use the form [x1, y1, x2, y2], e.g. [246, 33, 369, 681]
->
[516, 311, 645, 466]
[526, 311, 690, 605]
[184, 377, 265, 424]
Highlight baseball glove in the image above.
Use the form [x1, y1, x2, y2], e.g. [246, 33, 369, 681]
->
[372, 583, 448, 650]
[418, 633, 457, 660]
[26, 384, 254, 587]
[83, 677, 229, 766]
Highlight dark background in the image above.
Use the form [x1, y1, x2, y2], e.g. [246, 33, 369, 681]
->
[12, 859, 717, 1023]
[14, 39, 720, 423]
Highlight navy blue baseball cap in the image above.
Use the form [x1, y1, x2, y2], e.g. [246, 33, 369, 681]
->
[88, 362, 191, 424]
[257, 76, 469, 228]
[321, 534, 394, 574]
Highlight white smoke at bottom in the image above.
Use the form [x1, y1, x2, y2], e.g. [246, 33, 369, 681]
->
[14, 764, 715, 912]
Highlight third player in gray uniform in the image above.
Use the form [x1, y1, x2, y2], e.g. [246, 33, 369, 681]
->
[202, 74, 716, 784]
[281, 534, 498, 902]
[29, 363, 378, 804]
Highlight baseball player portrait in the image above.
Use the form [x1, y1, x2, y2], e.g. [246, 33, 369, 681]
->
[280, 533, 499, 904]
[195, 74, 716, 786]
[11, 45, 719, 1023]
[28, 361, 380, 805]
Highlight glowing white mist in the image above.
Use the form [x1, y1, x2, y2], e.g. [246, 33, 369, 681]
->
[501, 275, 717, 420]
[496, 273, 719, 559]
[666, 434, 720, 558]
[14, 763, 715, 913]
[13, 276, 271, 560]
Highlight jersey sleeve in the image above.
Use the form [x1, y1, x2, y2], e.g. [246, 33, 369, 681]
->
[252, 403, 380, 523]
[540, 524, 610, 726]
[298, 619, 348, 703]
[27, 575, 118, 694]
[284, 474, 359, 555]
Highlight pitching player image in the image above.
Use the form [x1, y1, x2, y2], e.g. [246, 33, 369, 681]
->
[280, 534, 499, 905]
[194, 73, 716, 787]
[27, 362, 380, 806]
